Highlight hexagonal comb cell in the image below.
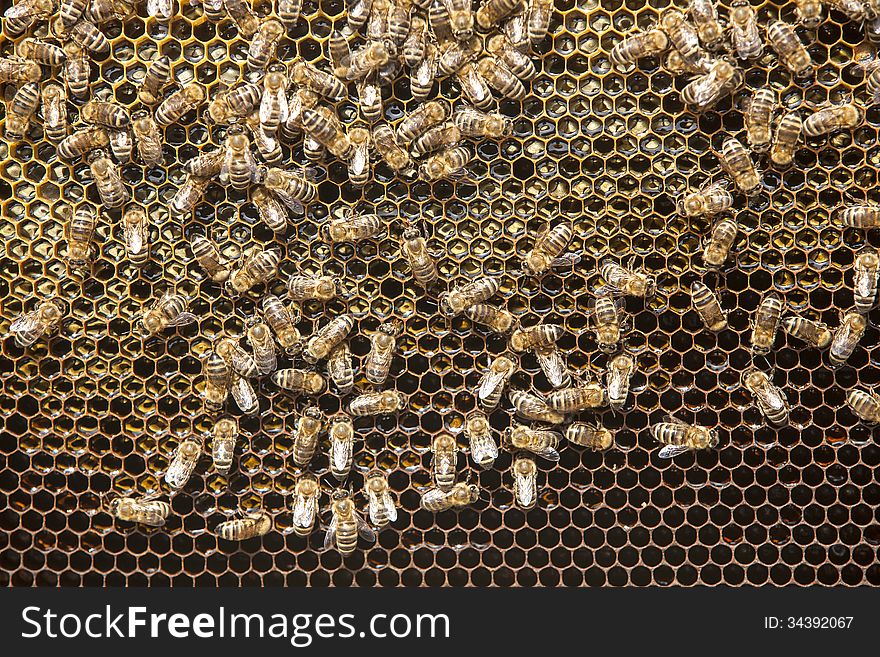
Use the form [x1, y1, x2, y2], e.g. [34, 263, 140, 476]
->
[1, 0, 879, 588]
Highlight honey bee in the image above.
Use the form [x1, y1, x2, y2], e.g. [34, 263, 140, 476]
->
[107, 494, 171, 527]
[291, 474, 320, 536]
[247, 113, 283, 164]
[277, 0, 302, 25]
[171, 174, 210, 217]
[18, 38, 65, 67]
[610, 28, 669, 68]
[226, 247, 280, 296]
[504, 424, 561, 461]
[210, 417, 238, 475]
[420, 481, 480, 512]
[403, 15, 427, 67]
[853, 249, 880, 314]
[508, 323, 562, 353]
[652, 416, 719, 458]
[183, 149, 224, 179]
[155, 84, 206, 127]
[224, 0, 260, 36]
[140, 292, 197, 336]
[81, 100, 130, 129]
[216, 510, 272, 540]
[397, 100, 449, 145]
[421, 144, 471, 180]
[703, 218, 738, 270]
[285, 274, 339, 303]
[304, 134, 327, 162]
[477, 354, 516, 411]
[248, 18, 284, 71]
[221, 125, 257, 190]
[687, 0, 723, 50]
[750, 293, 783, 356]
[400, 222, 439, 288]
[846, 388, 880, 424]
[339, 41, 391, 82]
[601, 259, 656, 298]
[729, 0, 763, 60]
[0, 57, 41, 84]
[829, 0, 867, 21]
[502, 10, 529, 50]
[271, 368, 326, 395]
[660, 9, 708, 71]
[678, 180, 732, 219]
[60, 18, 111, 55]
[137, 55, 172, 106]
[839, 204, 880, 228]
[364, 470, 397, 528]
[681, 57, 741, 111]
[65, 203, 97, 267]
[365, 321, 402, 385]
[86, 0, 135, 24]
[511, 454, 538, 509]
[327, 416, 355, 481]
[440, 276, 500, 316]
[565, 422, 614, 450]
[485, 34, 534, 81]
[147, 0, 175, 21]
[207, 82, 262, 125]
[410, 44, 437, 102]
[465, 303, 515, 334]
[347, 126, 372, 186]
[803, 102, 864, 137]
[742, 366, 789, 426]
[770, 111, 802, 167]
[767, 21, 812, 77]
[476, 56, 527, 100]
[203, 350, 230, 411]
[745, 87, 776, 153]
[794, 0, 822, 27]
[248, 186, 286, 234]
[691, 281, 727, 332]
[719, 137, 761, 195]
[527, 0, 553, 46]
[431, 434, 459, 491]
[452, 105, 513, 138]
[165, 435, 203, 491]
[62, 42, 90, 100]
[292, 406, 323, 466]
[8, 297, 65, 348]
[258, 67, 288, 136]
[129, 110, 163, 167]
[304, 313, 355, 363]
[545, 382, 607, 412]
[262, 166, 317, 211]
[89, 149, 128, 208]
[41, 83, 67, 143]
[429, 0, 453, 42]
[356, 79, 384, 122]
[475, 0, 520, 29]
[456, 62, 494, 110]
[322, 212, 384, 243]
[3, 82, 40, 141]
[443, 0, 473, 39]
[523, 221, 575, 277]
[327, 342, 355, 394]
[464, 410, 498, 469]
[349, 390, 406, 416]
[290, 60, 346, 101]
[373, 123, 414, 175]
[830, 310, 867, 367]
[347, 0, 373, 30]
[261, 295, 302, 353]
[122, 206, 149, 266]
[590, 293, 623, 353]
[215, 337, 258, 379]
[781, 315, 832, 348]
[246, 319, 277, 376]
[606, 353, 634, 411]
[230, 373, 258, 414]
[58, 0, 88, 26]
[4, 0, 53, 33]
[410, 122, 462, 157]
[58, 125, 109, 161]
[325, 489, 376, 555]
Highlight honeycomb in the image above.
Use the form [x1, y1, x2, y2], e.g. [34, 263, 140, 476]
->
[2, 0, 880, 588]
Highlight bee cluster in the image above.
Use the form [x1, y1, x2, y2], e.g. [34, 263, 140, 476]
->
[3, 0, 880, 584]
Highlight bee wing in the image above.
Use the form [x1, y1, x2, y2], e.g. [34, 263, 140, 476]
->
[330, 436, 352, 473]
[166, 311, 197, 327]
[663, 414, 688, 427]
[323, 515, 338, 550]
[229, 350, 257, 377]
[478, 367, 509, 401]
[354, 510, 377, 543]
[231, 375, 258, 414]
[435, 451, 456, 476]
[420, 487, 447, 510]
[9, 311, 40, 335]
[471, 435, 499, 464]
[292, 494, 317, 529]
[536, 445, 561, 461]
[551, 252, 582, 269]
[535, 348, 569, 388]
[382, 492, 398, 523]
[658, 444, 691, 459]
[124, 218, 144, 254]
